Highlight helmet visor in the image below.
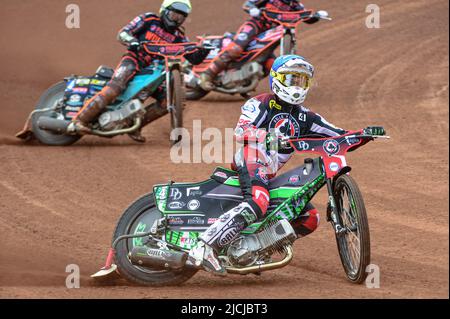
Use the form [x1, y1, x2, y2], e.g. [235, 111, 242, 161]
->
[167, 10, 187, 25]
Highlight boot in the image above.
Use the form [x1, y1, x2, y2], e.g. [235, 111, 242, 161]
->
[199, 43, 243, 92]
[188, 202, 258, 275]
[73, 85, 121, 133]
[127, 100, 168, 143]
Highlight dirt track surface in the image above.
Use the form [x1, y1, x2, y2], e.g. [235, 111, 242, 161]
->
[0, 0, 448, 298]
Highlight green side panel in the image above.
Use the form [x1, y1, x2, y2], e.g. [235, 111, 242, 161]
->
[224, 178, 240, 187]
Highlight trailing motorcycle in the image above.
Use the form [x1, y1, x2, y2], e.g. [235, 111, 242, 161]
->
[16, 42, 205, 146]
[92, 128, 388, 286]
[183, 8, 331, 101]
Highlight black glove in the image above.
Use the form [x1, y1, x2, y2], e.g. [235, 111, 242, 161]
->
[364, 126, 386, 136]
[128, 41, 141, 53]
[266, 134, 291, 151]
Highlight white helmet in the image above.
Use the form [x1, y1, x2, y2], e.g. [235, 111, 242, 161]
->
[269, 55, 314, 105]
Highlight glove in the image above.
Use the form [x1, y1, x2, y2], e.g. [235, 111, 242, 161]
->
[314, 10, 329, 19]
[249, 7, 261, 18]
[266, 134, 291, 151]
[364, 126, 386, 136]
[128, 41, 141, 53]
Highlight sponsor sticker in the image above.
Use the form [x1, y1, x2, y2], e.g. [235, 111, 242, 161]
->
[297, 141, 309, 151]
[168, 201, 185, 210]
[76, 79, 91, 86]
[168, 217, 184, 225]
[329, 162, 340, 172]
[288, 175, 300, 184]
[72, 87, 88, 94]
[218, 226, 239, 247]
[90, 79, 106, 86]
[187, 200, 200, 211]
[269, 99, 282, 110]
[207, 218, 219, 224]
[214, 171, 228, 179]
[170, 188, 182, 200]
[323, 139, 340, 156]
[188, 216, 205, 225]
[69, 94, 82, 103]
[186, 186, 202, 197]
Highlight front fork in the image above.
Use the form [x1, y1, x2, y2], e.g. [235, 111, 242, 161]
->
[326, 179, 346, 237]
[165, 66, 174, 113]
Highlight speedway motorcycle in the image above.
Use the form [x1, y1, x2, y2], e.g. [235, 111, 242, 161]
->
[16, 42, 208, 146]
[92, 128, 388, 286]
[183, 8, 331, 101]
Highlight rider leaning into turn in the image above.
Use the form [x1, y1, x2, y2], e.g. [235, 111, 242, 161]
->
[199, 0, 327, 92]
[189, 55, 385, 275]
[72, 0, 210, 143]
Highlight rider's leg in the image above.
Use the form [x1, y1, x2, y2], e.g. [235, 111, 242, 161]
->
[74, 55, 139, 132]
[291, 203, 320, 238]
[128, 86, 168, 143]
[190, 145, 272, 275]
[199, 20, 262, 91]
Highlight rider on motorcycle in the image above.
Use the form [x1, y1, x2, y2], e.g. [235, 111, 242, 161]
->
[198, 0, 328, 91]
[72, 0, 210, 142]
[189, 55, 385, 275]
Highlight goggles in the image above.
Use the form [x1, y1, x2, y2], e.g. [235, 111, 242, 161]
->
[271, 70, 312, 89]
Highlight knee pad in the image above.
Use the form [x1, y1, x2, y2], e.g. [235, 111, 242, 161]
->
[248, 185, 270, 219]
[292, 208, 320, 237]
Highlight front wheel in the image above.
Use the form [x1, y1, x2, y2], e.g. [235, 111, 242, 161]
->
[333, 174, 370, 284]
[169, 69, 184, 144]
[281, 34, 295, 55]
[113, 193, 197, 286]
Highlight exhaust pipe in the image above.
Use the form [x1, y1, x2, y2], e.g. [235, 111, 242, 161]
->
[129, 246, 188, 270]
[37, 116, 70, 134]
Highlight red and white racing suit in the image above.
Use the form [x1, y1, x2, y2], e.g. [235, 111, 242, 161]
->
[200, 93, 348, 253]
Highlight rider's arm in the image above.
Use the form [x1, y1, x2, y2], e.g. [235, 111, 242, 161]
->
[176, 34, 212, 65]
[235, 97, 269, 144]
[306, 110, 347, 137]
[117, 13, 155, 46]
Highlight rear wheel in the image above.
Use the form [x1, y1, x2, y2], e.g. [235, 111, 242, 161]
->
[333, 174, 370, 284]
[169, 69, 184, 144]
[31, 81, 80, 146]
[113, 193, 198, 286]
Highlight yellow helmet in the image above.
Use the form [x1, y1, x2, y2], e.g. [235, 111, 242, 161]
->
[159, 0, 192, 15]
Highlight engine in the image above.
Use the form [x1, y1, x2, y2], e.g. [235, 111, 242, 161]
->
[220, 62, 264, 89]
[98, 99, 145, 131]
[226, 219, 297, 267]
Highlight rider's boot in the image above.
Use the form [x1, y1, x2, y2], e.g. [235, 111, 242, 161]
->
[72, 85, 121, 134]
[127, 99, 168, 143]
[199, 43, 244, 91]
[188, 202, 258, 275]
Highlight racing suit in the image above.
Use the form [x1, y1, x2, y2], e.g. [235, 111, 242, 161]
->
[199, 93, 348, 255]
[75, 12, 209, 135]
[200, 0, 319, 89]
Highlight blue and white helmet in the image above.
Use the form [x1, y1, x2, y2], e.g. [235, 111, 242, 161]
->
[269, 55, 315, 105]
